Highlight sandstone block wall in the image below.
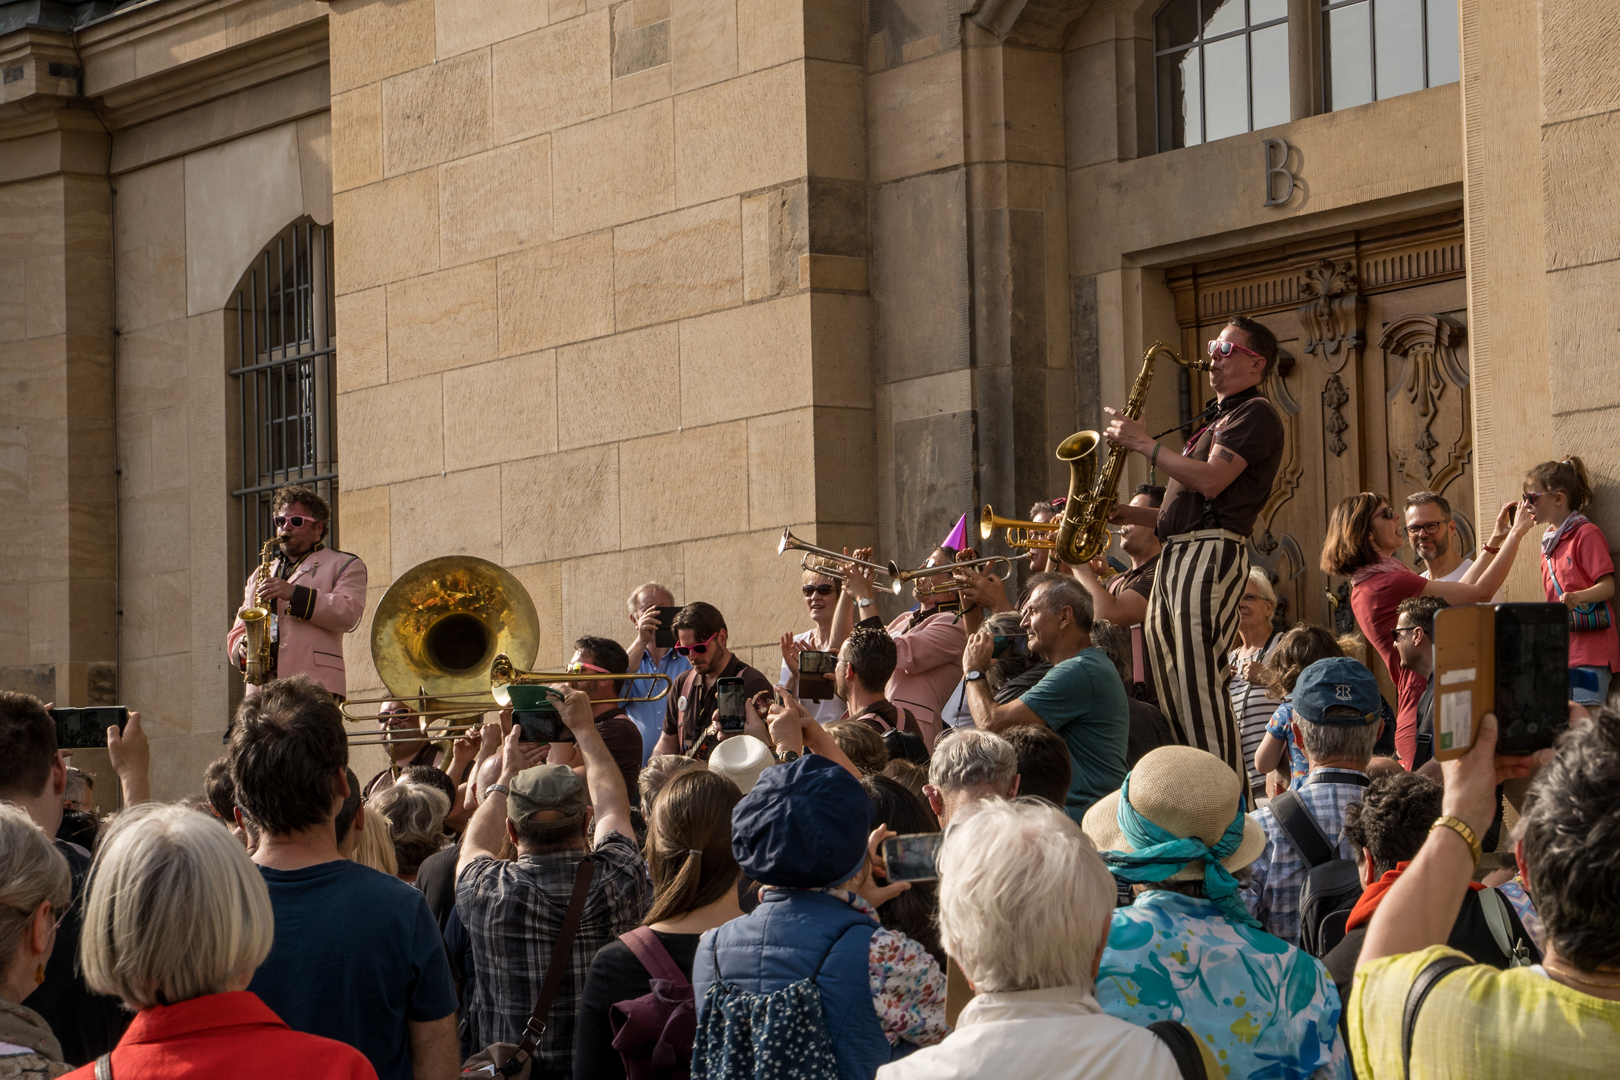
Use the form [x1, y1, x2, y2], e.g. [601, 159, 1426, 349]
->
[328, 0, 876, 703]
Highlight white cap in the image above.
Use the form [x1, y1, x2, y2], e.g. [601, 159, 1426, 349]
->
[708, 735, 775, 794]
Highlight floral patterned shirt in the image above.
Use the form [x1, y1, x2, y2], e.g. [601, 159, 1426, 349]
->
[1097, 890, 1350, 1080]
[785, 887, 949, 1047]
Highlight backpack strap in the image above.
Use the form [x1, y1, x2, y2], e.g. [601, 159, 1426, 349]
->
[1271, 790, 1337, 870]
[1147, 1020, 1208, 1080]
[1401, 953, 1471, 1080]
[620, 926, 691, 990]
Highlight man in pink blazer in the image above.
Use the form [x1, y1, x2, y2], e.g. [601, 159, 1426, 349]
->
[227, 486, 367, 698]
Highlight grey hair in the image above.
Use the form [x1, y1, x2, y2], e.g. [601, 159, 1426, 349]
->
[0, 804, 71, 967]
[928, 728, 1017, 794]
[1297, 716, 1381, 767]
[369, 782, 449, 877]
[1089, 619, 1132, 687]
[627, 581, 675, 614]
[80, 804, 275, 1009]
[938, 799, 1115, 993]
[1025, 572, 1094, 634]
[1244, 568, 1276, 606]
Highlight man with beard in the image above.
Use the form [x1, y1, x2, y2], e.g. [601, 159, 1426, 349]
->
[1404, 490, 1503, 601]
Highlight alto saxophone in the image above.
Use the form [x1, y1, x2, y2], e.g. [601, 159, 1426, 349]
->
[1053, 341, 1210, 566]
[239, 534, 287, 685]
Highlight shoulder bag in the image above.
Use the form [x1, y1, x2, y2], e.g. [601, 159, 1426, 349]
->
[1546, 554, 1611, 632]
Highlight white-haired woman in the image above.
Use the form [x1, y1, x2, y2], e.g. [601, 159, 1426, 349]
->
[368, 782, 448, 883]
[876, 799, 1200, 1080]
[60, 804, 376, 1080]
[1227, 568, 1284, 804]
[0, 804, 71, 1079]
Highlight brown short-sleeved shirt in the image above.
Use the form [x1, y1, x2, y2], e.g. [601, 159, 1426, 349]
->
[1157, 388, 1285, 539]
[1107, 554, 1159, 603]
[661, 653, 774, 758]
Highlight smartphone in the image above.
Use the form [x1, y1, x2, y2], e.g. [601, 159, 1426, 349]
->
[716, 677, 747, 733]
[52, 706, 129, 750]
[991, 633, 1029, 660]
[881, 832, 944, 883]
[797, 650, 838, 702]
[513, 704, 569, 744]
[654, 605, 681, 650]
[1434, 603, 1569, 759]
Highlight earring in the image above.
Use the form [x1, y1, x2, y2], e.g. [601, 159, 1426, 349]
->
[34, 964, 45, 985]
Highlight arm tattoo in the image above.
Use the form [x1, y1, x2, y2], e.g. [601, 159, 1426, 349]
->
[1217, 447, 1235, 463]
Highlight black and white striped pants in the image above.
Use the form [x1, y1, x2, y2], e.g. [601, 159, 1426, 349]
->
[1145, 530, 1249, 776]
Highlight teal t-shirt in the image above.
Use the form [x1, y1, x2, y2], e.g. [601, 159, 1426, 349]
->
[1018, 646, 1130, 820]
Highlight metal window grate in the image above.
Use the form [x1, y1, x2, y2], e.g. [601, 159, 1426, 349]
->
[230, 220, 338, 578]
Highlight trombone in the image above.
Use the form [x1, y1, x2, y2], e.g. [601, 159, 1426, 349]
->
[778, 528, 903, 595]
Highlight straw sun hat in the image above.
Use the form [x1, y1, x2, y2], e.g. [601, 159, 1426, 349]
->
[1082, 746, 1268, 882]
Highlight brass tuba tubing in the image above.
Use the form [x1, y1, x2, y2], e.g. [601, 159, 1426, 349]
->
[777, 528, 904, 595]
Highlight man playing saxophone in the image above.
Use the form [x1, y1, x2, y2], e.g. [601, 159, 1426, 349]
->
[226, 485, 368, 699]
[1102, 317, 1285, 779]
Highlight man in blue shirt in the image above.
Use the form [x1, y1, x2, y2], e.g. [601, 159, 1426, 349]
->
[624, 581, 691, 764]
[960, 571, 1129, 821]
[232, 675, 459, 1080]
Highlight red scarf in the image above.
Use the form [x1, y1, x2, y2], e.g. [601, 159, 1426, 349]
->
[1345, 861, 1485, 931]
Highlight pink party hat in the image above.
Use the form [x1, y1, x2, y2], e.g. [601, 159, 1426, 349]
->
[940, 513, 968, 552]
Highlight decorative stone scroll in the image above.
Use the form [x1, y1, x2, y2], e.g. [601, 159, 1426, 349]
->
[1297, 260, 1366, 374]
[1379, 314, 1470, 491]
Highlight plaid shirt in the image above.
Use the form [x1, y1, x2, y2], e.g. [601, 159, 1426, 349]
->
[1242, 768, 1368, 946]
[455, 832, 651, 1072]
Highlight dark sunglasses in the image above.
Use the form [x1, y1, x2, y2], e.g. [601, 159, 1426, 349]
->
[672, 630, 721, 657]
[801, 583, 838, 597]
[1391, 625, 1419, 642]
[273, 514, 317, 529]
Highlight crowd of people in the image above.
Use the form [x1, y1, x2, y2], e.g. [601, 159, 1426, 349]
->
[3, 320, 1618, 1080]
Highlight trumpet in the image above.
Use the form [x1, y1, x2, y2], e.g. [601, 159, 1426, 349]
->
[980, 507, 1060, 551]
[778, 528, 903, 595]
[893, 552, 1031, 588]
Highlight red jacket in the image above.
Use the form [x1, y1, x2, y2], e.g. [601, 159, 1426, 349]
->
[61, 992, 376, 1080]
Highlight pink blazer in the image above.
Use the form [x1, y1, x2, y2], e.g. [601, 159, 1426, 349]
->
[226, 547, 368, 697]
[883, 608, 968, 749]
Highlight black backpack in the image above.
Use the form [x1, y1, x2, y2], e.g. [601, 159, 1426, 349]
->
[1271, 772, 1370, 957]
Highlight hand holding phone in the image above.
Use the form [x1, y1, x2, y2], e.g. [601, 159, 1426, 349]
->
[1434, 603, 1569, 759]
[880, 832, 944, 883]
[52, 706, 130, 749]
[716, 677, 747, 733]
[797, 651, 838, 702]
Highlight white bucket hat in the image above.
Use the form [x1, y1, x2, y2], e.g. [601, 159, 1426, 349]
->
[708, 735, 775, 794]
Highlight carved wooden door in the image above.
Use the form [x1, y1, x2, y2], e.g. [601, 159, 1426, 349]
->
[1166, 213, 1471, 648]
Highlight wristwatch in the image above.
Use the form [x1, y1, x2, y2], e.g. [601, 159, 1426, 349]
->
[483, 783, 510, 799]
[775, 749, 800, 764]
[964, 670, 985, 683]
[856, 597, 874, 608]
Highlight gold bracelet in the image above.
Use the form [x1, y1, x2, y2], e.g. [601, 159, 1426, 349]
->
[1431, 815, 1482, 865]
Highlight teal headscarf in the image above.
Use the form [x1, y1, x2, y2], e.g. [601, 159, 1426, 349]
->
[1100, 773, 1262, 928]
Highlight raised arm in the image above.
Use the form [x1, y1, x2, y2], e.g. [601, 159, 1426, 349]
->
[1104, 408, 1247, 500]
[960, 627, 1045, 733]
[1424, 499, 1535, 605]
[557, 686, 633, 843]
[1072, 562, 1148, 627]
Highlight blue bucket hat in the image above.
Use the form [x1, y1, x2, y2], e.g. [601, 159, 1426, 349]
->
[1293, 657, 1381, 726]
[731, 754, 874, 888]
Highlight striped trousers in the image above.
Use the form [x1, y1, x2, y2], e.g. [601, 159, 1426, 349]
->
[1145, 530, 1249, 777]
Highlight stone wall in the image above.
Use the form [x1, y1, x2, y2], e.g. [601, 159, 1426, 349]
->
[327, 0, 877, 707]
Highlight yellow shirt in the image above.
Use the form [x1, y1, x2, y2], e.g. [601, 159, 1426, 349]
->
[1350, 946, 1620, 1079]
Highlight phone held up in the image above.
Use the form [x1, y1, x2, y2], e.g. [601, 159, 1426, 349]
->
[881, 832, 944, 883]
[716, 677, 748, 733]
[797, 650, 838, 702]
[51, 706, 130, 749]
[1434, 603, 1569, 759]
[506, 685, 571, 744]
[653, 605, 682, 650]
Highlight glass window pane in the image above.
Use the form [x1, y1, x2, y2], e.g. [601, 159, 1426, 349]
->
[1327, 2, 1374, 109]
[1157, 0, 1200, 50]
[1203, 35, 1248, 141]
[1250, 23, 1291, 129]
[1157, 46, 1202, 148]
[1203, 0, 1246, 37]
[1251, 0, 1288, 24]
[1374, 0, 1424, 99]
[1427, 0, 1460, 86]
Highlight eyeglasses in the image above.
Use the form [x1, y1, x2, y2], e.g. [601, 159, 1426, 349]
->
[566, 661, 609, 675]
[1391, 625, 1419, 642]
[801, 584, 838, 598]
[672, 631, 721, 657]
[1405, 520, 1449, 537]
[1207, 339, 1265, 362]
[272, 514, 317, 529]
